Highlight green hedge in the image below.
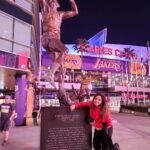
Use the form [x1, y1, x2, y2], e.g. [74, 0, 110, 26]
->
[120, 104, 150, 113]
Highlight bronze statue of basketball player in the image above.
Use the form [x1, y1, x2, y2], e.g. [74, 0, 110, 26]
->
[40, 0, 78, 89]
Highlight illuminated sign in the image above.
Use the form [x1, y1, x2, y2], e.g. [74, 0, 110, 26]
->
[121, 92, 148, 99]
[74, 45, 138, 59]
[93, 58, 124, 72]
[18, 55, 28, 69]
[0, 51, 29, 70]
[130, 62, 147, 75]
[64, 55, 82, 69]
[66, 44, 147, 61]
[0, 51, 17, 68]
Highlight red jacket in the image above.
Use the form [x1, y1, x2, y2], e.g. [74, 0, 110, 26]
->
[75, 101, 112, 129]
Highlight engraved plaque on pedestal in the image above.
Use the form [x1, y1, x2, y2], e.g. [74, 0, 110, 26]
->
[40, 107, 92, 150]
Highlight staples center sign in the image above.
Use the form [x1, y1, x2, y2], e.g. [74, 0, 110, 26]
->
[87, 46, 121, 56]
[66, 44, 147, 61]
[84, 46, 137, 58]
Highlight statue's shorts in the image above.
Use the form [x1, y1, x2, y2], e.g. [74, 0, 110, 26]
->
[41, 34, 67, 53]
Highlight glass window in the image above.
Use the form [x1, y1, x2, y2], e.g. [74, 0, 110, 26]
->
[13, 43, 30, 57]
[15, 0, 33, 12]
[0, 39, 12, 52]
[14, 20, 31, 46]
[0, 12, 13, 40]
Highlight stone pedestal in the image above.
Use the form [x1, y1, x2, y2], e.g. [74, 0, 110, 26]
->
[40, 107, 92, 150]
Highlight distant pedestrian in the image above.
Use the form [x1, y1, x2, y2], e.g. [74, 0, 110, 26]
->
[70, 92, 114, 150]
[32, 110, 38, 126]
[0, 95, 15, 146]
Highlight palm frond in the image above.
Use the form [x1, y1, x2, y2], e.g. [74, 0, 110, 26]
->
[73, 38, 90, 53]
[123, 48, 135, 59]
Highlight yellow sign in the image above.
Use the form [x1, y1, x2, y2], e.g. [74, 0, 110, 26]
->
[130, 62, 146, 75]
[64, 55, 82, 69]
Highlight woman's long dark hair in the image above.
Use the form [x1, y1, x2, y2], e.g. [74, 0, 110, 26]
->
[93, 92, 110, 122]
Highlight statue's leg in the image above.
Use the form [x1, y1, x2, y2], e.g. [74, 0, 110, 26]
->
[47, 38, 70, 104]
[85, 88, 90, 99]
[47, 61, 60, 89]
[48, 39, 67, 85]
[42, 51, 58, 89]
[56, 52, 66, 84]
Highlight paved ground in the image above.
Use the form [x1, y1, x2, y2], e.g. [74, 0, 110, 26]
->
[112, 113, 150, 150]
[0, 113, 150, 150]
[0, 126, 40, 150]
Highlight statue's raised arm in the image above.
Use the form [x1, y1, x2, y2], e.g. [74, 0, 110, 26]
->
[39, 0, 47, 14]
[63, 0, 79, 19]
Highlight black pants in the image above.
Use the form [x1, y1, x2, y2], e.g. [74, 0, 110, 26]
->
[93, 128, 113, 150]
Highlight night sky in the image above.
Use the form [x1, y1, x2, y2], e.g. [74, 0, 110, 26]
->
[59, 0, 150, 46]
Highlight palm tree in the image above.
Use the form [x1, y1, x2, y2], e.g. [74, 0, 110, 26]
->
[123, 48, 135, 105]
[73, 38, 90, 53]
[73, 38, 92, 100]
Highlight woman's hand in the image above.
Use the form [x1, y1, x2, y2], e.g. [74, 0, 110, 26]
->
[70, 104, 75, 111]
